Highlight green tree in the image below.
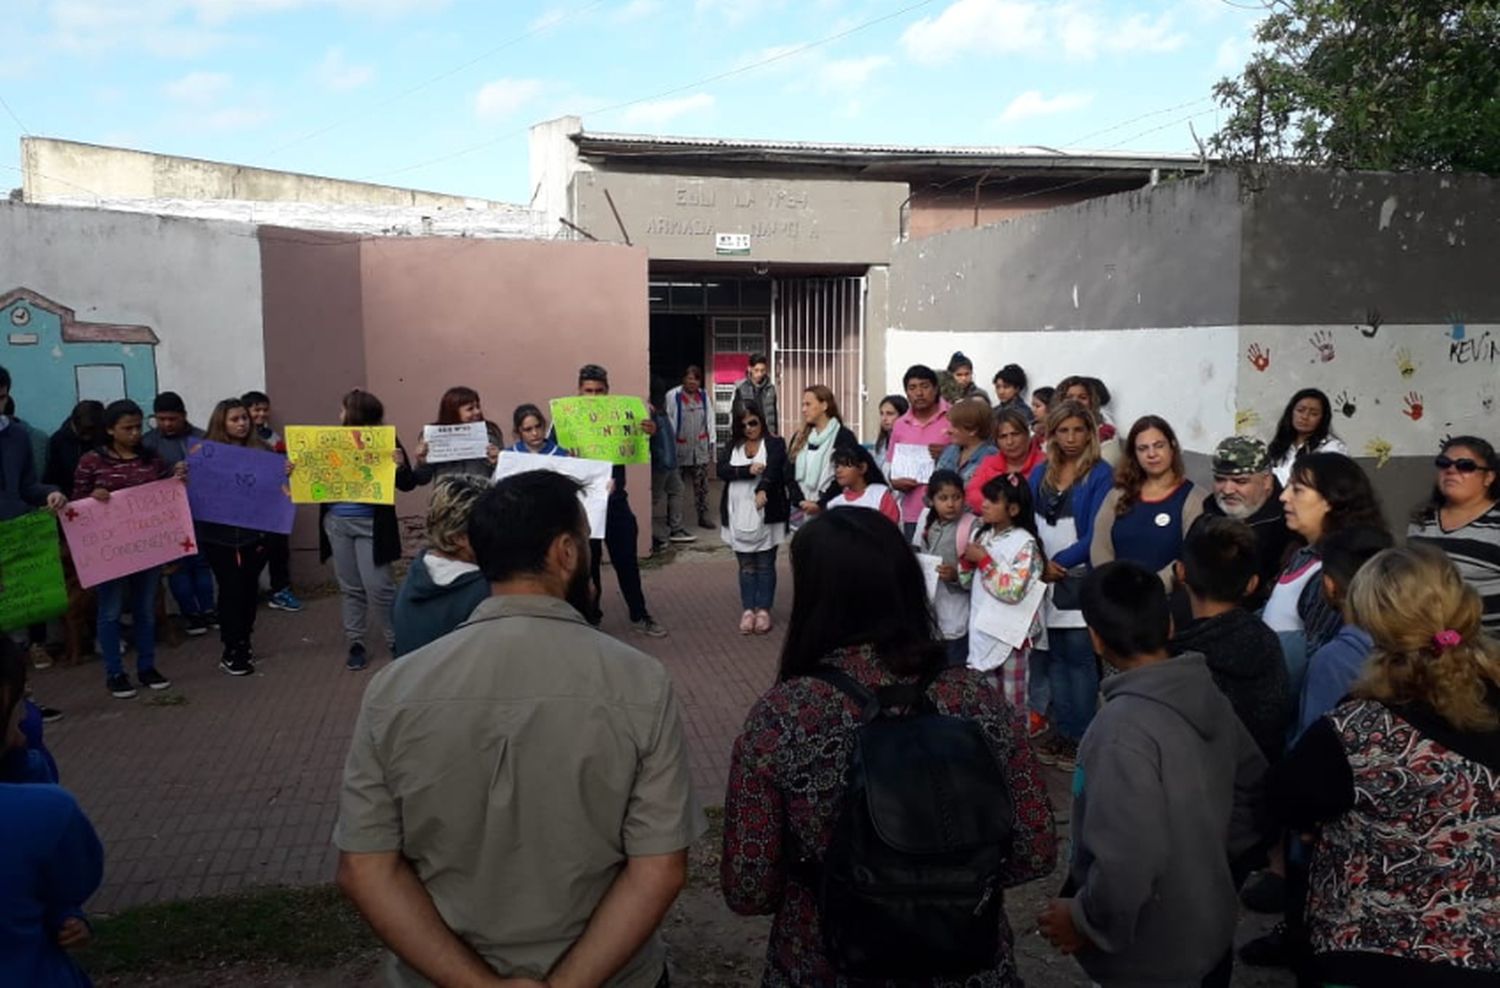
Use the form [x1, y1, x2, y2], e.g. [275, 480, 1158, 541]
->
[1211, 1, 1500, 173]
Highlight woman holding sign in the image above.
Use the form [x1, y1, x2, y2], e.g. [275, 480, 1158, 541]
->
[510, 404, 570, 457]
[411, 386, 503, 486]
[195, 398, 293, 678]
[72, 399, 186, 700]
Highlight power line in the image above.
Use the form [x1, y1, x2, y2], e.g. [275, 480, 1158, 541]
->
[262, 0, 611, 159]
[0, 92, 32, 136]
[1061, 96, 1216, 149]
[360, 0, 941, 183]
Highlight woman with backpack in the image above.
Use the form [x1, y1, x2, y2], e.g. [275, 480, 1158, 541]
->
[721, 507, 1057, 987]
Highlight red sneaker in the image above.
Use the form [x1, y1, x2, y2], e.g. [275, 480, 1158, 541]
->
[1027, 710, 1049, 738]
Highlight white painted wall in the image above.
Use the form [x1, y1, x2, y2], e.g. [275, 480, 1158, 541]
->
[884, 327, 1240, 453]
[0, 202, 266, 426]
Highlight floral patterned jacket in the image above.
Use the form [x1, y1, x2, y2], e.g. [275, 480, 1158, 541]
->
[720, 645, 1057, 987]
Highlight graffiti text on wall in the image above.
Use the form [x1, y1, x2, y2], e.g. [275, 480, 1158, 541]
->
[1450, 330, 1498, 365]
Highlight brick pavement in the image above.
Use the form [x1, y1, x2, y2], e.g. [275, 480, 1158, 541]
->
[37, 541, 781, 913]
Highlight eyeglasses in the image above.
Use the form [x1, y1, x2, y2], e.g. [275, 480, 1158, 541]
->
[1435, 455, 1490, 473]
[743, 420, 761, 427]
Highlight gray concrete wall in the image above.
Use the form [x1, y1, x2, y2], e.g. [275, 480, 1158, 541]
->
[23, 137, 509, 211]
[889, 170, 1242, 334]
[1240, 168, 1500, 325]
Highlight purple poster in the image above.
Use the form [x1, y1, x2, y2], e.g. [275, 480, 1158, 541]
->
[185, 440, 296, 535]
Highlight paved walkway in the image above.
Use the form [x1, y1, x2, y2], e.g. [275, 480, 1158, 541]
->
[39, 543, 781, 913]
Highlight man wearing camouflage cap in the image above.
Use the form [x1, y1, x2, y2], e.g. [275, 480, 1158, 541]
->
[1197, 436, 1293, 612]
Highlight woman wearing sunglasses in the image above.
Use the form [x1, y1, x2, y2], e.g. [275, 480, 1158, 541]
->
[1409, 436, 1500, 634]
[718, 401, 789, 634]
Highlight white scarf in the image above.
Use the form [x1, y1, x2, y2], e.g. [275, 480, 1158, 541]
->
[795, 417, 841, 495]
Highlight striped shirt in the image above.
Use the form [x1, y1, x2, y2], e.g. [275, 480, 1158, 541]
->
[1409, 502, 1500, 634]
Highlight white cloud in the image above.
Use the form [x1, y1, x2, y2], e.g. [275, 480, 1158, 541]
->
[315, 46, 375, 90]
[614, 0, 660, 21]
[902, 0, 1186, 64]
[1214, 34, 1255, 73]
[819, 54, 891, 90]
[198, 105, 274, 130]
[996, 89, 1094, 123]
[621, 92, 714, 128]
[474, 78, 546, 121]
[162, 70, 233, 105]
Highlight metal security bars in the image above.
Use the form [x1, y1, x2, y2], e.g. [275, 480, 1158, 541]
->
[771, 277, 867, 440]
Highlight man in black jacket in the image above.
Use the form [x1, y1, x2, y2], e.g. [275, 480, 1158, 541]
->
[1197, 437, 1294, 613]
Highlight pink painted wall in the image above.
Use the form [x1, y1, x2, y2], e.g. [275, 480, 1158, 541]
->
[261, 232, 651, 579]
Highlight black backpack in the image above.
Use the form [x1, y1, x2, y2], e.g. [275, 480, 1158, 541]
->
[802, 667, 1014, 980]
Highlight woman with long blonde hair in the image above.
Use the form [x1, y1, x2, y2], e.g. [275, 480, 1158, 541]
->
[1269, 545, 1500, 987]
[1026, 400, 1116, 768]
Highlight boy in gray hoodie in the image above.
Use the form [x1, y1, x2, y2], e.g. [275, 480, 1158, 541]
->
[1039, 561, 1270, 988]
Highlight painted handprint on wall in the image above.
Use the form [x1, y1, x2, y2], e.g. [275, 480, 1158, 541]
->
[1364, 437, 1393, 469]
[1395, 348, 1418, 379]
[1235, 408, 1261, 434]
[1401, 392, 1424, 421]
[1335, 390, 1357, 418]
[1309, 329, 1336, 363]
[1246, 343, 1271, 372]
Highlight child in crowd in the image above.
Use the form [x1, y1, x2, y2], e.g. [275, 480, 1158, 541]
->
[1297, 525, 1394, 737]
[824, 446, 899, 524]
[392, 476, 491, 658]
[319, 389, 419, 671]
[412, 386, 503, 485]
[992, 363, 1032, 424]
[912, 470, 974, 666]
[961, 473, 1046, 716]
[143, 391, 215, 636]
[509, 403, 569, 457]
[74, 399, 186, 699]
[197, 398, 287, 678]
[872, 394, 908, 462]
[1029, 386, 1054, 444]
[1040, 561, 1269, 988]
[242, 390, 301, 614]
[0, 639, 103, 987]
[940, 351, 984, 403]
[1172, 516, 1292, 764]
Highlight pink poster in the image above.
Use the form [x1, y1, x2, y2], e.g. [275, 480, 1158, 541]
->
[714, 352, 749, 385]
[60, 479, 197, 589]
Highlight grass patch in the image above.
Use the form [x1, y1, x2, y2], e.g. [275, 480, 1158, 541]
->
[78, 884, 377, 977]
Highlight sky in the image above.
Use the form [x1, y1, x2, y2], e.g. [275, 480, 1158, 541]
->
[1, 0, 1267, 205]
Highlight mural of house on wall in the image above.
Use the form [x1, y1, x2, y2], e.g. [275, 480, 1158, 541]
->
[1, 288, 160, 433]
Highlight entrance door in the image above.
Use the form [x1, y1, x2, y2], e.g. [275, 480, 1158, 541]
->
[771, 277, 867, 439]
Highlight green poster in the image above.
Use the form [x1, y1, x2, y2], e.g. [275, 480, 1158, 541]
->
[549, 396, 652, 466]
[0, 511, 68, 632]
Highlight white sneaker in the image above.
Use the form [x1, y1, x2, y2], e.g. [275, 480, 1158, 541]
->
[668, 530, 698, 543]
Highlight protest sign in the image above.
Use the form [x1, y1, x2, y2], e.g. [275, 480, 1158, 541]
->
[186, 440, 296, 535]
[0, 511, 67, 631]
[422, 422, 490, 463]
[494, 452, 612, 538]
[549, 396, 651, 466]
[890, 443, 936, 484]
[285, 426, 397, 505]
[59, 479, 197, 589]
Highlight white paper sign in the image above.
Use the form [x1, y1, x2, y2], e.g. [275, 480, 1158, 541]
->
[423, 422, 490, 463]
[914, 552, 943, 600]
[493, 452, 613, 539]
[973, 577, 1048, 650]
[890, 443, 936, 484]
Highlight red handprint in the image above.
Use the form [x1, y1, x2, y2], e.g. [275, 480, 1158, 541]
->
[1247, 343, 1271, 372]
[1402, 391, 1424, 421]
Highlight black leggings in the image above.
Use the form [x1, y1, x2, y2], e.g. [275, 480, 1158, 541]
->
[204, 541, 268, 650]
[589, 496, 650, 623]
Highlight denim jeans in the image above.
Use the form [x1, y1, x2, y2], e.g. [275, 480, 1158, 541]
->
[735, 548, 778, 611]
[167, 551, 215, 617]
[1043, 626, 1099, 742]
[96, 566, 161, 678]
[1028, 648, 1052, 716]
[944, 635, 970, 668]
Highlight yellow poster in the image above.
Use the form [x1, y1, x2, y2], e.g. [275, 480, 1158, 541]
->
[285, 426, 398, 505]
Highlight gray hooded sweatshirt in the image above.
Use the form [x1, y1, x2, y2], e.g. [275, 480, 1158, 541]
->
[1067, 652, 1268, 987]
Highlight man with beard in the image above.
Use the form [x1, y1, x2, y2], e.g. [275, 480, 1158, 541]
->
[1197, 437, 1294, 613]
[335, 470, 701, 988]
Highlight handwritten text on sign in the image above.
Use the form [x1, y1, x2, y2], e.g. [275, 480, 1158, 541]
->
[549, 396, 651, 466]
[422, 422, 490, 463]
[0, 511, 68, 631]
[285, 427, 397, 505]
[60, 479, 197, 589]
[186, 440, 296, 535]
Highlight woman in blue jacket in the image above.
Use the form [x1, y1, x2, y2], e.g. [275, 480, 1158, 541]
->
[0, 637, 103, 987]
[510, 404, 570, 457]
[1028, 400, 1115, 770]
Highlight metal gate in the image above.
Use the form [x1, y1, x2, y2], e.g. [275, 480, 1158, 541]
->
[771, 277, 867, 439]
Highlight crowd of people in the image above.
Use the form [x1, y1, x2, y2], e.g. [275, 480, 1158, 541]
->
[2, 351, 1498, 987]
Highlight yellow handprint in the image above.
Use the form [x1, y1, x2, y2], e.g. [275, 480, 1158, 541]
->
[1235, 408, 1261, 434]
[1364, 436, 1393, 469]
[1395, 348, 1418, 379]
